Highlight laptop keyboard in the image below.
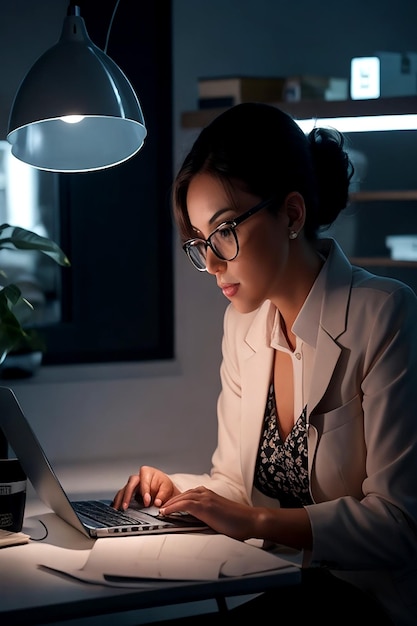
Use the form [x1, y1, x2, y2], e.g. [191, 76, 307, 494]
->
[72, 500, 151, 527]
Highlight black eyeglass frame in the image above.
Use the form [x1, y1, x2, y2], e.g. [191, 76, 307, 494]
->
[182, 196, 274, 271]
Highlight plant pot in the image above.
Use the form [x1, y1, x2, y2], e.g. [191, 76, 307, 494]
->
[0, 458, 26, 532]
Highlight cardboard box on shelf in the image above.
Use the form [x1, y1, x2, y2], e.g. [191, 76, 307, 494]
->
[197, 76, 286, 107]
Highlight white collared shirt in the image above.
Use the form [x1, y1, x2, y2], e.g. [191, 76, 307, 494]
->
[269, 250, 329, 423]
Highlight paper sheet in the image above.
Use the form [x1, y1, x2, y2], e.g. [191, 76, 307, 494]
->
[0, 529, 30, 548]
[38, 533, 299, 587]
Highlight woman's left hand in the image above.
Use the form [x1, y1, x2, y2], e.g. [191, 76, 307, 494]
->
[159, 486, 260, 541]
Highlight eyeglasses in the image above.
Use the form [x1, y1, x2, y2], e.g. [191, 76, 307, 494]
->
[182, 196, 273, 271]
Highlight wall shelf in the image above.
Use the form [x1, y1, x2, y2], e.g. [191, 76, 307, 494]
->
[349, 191, 417, 268]
[350, 190, 417, 202]
[351, 257, 417, 267]
[181, 95, 417, 129]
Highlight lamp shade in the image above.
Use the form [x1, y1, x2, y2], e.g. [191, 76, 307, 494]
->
[7, 6, 147, 173]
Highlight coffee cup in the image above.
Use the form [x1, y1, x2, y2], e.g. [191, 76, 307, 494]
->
[0, 459, 26, 532]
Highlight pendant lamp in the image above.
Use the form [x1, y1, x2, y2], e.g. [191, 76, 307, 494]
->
[7, 3, 147, 173]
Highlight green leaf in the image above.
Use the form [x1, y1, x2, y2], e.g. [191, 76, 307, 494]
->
[0, 286, 29, 364]
[0, 223, 71, 364]
[0, 224, 70, 267]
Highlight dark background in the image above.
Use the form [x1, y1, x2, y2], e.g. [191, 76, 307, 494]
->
[39, 0, 174, 364]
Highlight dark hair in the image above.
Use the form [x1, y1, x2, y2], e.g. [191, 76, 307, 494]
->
[173, 102, 354, 241]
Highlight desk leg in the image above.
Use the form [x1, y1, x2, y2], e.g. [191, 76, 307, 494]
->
[215, 596, 228, 613]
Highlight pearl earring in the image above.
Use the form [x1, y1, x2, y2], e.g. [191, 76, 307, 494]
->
[289, 230, 298, 240]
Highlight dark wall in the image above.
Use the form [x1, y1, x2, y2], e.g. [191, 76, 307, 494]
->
[41, 0, 174, 364]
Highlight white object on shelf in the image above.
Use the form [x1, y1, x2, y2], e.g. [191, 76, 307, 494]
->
[350, 52, 417, 100]
[386, 235, 417, 260]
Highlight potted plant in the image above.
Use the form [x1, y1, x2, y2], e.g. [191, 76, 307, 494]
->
[0, 223, 70, 458]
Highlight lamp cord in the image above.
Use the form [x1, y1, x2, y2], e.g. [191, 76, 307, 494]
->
[67, 1, 121, 54]
[104, 0, 121, 54]
[28, 519, 49, 541]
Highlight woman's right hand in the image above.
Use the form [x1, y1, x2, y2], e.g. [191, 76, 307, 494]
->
[111, 465, 180, 510]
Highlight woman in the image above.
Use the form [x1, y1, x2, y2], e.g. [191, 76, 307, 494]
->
[113, 103, 417, 624]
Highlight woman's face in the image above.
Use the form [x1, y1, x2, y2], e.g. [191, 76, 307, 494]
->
[185, 172, 297, 313]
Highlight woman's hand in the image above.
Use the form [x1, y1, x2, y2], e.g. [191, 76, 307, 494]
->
[111, 465, 180, 510]
[159, 486, 260, 541]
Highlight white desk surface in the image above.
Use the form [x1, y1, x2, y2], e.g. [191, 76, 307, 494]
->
[0, 466, 301, 626]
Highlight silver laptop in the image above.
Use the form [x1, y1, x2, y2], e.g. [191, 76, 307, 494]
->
[0, 386, 208, 538]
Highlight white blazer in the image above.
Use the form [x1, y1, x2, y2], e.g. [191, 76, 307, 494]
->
[171, 239, 417, 625]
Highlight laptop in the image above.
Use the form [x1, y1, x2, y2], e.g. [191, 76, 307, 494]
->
[0, 386, 208, 538]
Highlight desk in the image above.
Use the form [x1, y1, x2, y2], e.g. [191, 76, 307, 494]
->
[0, 497, 301, 626]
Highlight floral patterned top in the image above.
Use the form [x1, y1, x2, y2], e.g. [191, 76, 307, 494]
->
[254, 382, 313, 508]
